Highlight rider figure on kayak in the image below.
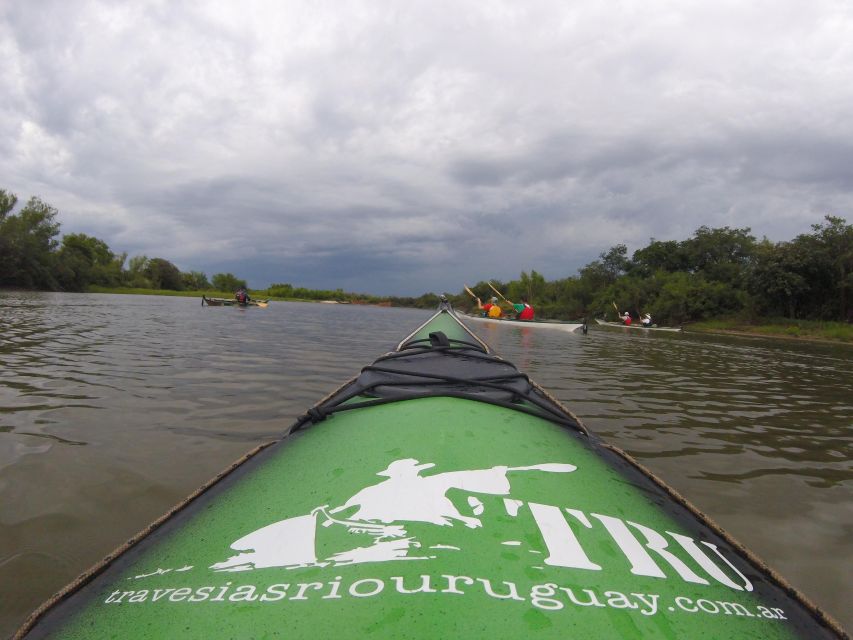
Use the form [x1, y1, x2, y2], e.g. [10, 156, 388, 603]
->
[513, 297, 534, 321]
[235, 287, 251, 304]
[621, 311, 632, 325]
[477, 296, 503, 318]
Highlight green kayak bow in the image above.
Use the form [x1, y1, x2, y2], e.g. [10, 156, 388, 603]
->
[15, 300, 846, 639]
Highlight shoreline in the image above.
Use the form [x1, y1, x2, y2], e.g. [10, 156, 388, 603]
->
[685, 322, 852, 345]
[687, 328, 850, 345]
[5, 288, 851, 345]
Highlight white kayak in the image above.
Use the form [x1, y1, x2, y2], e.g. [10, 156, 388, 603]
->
[594, 318, 682, 332]
[463, 314, 585, 332]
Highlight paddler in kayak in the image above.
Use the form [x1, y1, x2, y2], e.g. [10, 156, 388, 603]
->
[512, 296, 535, 320]
[477, 296, 503, 318]
[621, 311, 632, 325]
[487, 282, 533, 320]
[235, 286, 251, 304]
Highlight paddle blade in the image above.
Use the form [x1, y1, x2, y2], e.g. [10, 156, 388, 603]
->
[488, 281, 510, 303]
[508, 463, 577, 474]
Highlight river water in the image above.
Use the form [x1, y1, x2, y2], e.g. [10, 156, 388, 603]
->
[0, 291, 850, 636]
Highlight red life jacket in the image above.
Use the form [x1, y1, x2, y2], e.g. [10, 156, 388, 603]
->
[518, 303, 534, 320]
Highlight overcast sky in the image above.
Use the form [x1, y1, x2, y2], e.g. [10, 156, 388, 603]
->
[2, 1, 852, 295]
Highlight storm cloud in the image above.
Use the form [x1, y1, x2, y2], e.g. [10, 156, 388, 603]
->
[2, 1, 852, 294]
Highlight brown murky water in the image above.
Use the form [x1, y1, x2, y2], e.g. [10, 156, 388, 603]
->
[1, 292, 851, 636]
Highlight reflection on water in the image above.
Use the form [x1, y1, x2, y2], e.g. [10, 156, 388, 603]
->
[1, 292, 851, 635]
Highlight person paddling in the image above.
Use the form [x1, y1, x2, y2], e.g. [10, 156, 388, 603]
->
[477, 296, 503, 318]
[621, 311, 632, 326]
[512, 296, 535, 320]
[235, 286, 251, 304]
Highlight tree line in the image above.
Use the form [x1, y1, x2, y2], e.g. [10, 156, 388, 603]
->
[448, 217, 852, 324]
[2, 188, 850, 323]
[0, 188, 440, 306]
[0, 189, 252, 294]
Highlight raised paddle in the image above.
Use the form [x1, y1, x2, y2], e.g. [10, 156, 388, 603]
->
[488, 281, 513, 305]
[507, 463, 576, 473]
[463, 284, 478, 300]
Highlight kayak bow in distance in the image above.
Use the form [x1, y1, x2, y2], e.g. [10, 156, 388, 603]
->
[463, 313, 586, 333]
[14, 300, 845, 639]
[202, 296, 268, 308]
[594, 318, 682, 332]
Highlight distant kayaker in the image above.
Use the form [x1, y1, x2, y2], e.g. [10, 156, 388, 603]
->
[486, 297, 503, 318]
[478, 296, 503, 318]
[235, 287, 251, 304]
[641, 313, 652, 327]
[621, 311, 632, 325]
[513, 296, 535, 320]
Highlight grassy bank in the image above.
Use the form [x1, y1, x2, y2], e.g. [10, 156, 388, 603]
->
[85, 286, 350, 304]
[688, 317, 853, 343]
[87, 286, 242, 299]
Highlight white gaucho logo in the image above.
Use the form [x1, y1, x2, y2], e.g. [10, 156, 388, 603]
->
[210, 458, 752, 593]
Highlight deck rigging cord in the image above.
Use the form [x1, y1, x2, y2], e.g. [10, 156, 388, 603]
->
[294, 331, 586, 435]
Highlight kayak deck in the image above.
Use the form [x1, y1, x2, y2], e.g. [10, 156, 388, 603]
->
[201, 296, 268, 307]
[594, 318, 682, 332]
[463, 313, 585, 332]
[15, 302, 845, 639]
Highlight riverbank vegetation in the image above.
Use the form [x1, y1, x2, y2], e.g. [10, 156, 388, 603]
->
[0, 188, 433, 307]
[450, 218, 852, 339]
[85, 285, 438, 307]
[2, 187, 850, 340]
[686, 318, 853, 343]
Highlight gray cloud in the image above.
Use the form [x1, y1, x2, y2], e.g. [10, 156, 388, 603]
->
[2, 1, 852, 294]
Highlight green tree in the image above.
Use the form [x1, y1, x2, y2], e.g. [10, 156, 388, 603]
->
[577, 244, 630, 292]
[510, 270, 547, 303]
[0, 189, 17, 219]
[182, 270, 211, 290]
[645, 272, 736, 324]
[651, 271, 691, 323]
[747, 239, 810, 318]
[632, 239, 690, 276]
[414, 292, 441, 308]
[683, 226, 756, 285]
[55, 233, 123, 291]
[808, 216, 852, 321]
[573, 245, 632, 317]
[0, 195, 61, 289]
[0, 189, 17, 281]
[268, 283, 294, 298]
[145, 258, 184, 290]
[123, 255, 151, 287]
[212, 272, 246, 292]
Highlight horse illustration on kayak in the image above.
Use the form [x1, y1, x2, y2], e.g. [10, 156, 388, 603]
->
[210, 458, 576, 572]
